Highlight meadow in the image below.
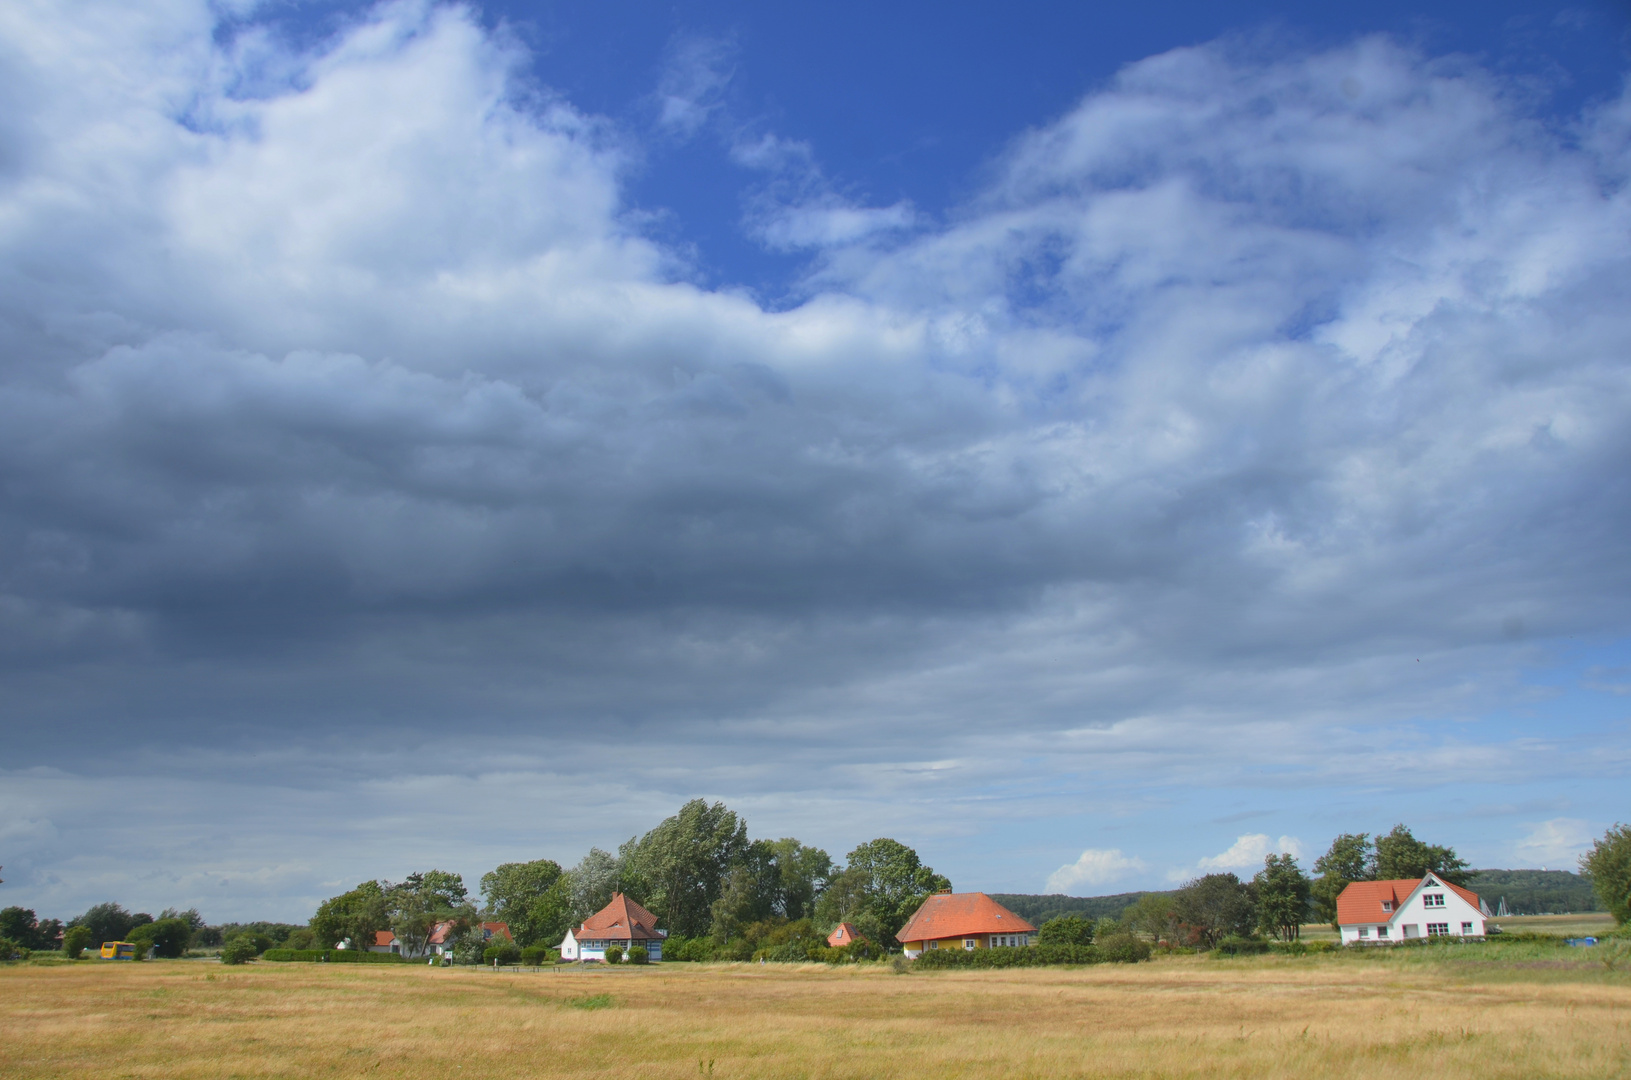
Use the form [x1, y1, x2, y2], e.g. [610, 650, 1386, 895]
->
[3, 943, 1628, 1079]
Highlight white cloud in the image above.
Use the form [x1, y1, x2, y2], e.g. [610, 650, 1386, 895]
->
[1178, 834, 1304, 879]
[1513, 819, 1593, 869]
[1045, 849, 1146, 894]
[654, 34, 735, 140]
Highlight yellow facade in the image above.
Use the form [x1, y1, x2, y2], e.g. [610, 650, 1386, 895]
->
[908, 934, 1032, 952]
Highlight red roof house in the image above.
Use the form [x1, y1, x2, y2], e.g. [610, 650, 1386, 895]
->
[826, 922, 863, 948]
[897, 892, 1037, 957]
[560, 893, 665, 961]
[1336, 875, 1487, 944]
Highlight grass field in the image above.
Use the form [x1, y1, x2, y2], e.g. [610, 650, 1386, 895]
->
[3, 946, 1629, 1079]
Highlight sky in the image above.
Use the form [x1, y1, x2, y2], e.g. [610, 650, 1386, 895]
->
[1, 0, 1629, 923]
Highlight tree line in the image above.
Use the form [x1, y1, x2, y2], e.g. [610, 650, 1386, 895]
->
[4, 817, 1627, 962]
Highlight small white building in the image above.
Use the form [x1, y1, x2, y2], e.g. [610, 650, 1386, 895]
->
[1336, 874, 1488, 944]
[559, 893, 665, 962]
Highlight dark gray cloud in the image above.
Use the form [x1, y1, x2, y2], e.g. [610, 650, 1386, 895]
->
[0, 5, 1628, 918]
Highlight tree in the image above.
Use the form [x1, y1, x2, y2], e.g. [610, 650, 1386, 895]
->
[765, 838, 833, 921]
[1037, 914, 1094, 947]
[1121, 893, 1178, 944]
[388, 870, 475, 958]
[1311, 833, 1372, 928]
[129, 917, 193, 959]
[481, 859, 573, 948]
[1172, 874, 1257, 948]
[0, 908, 56, 951]
[817, 838, 950, 945]
[310, 881, 390, 951]
[619, 800, 750, 938]
[220, 936, 258, 964]
[1254, 854, 1312, 941]
[71, 902, 141, 946]
[1373, 824, 1470, 885]
[568, 849, 623, 924]
[710, 842, 782, 943]
[1580, 823, 1631, 925]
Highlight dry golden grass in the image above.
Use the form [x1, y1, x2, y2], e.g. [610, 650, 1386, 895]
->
[3, 952, 1629, 1079]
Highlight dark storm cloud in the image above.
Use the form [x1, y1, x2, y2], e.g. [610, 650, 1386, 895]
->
[1, 3, 1629, 915]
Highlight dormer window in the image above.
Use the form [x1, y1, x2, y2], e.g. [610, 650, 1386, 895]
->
[1381, 901, 1393, 912]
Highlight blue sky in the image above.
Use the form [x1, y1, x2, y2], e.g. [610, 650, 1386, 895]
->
[1, 0, 1629, 922]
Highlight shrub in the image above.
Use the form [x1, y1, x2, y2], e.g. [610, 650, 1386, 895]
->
[603, 945, 623, 965]
[483, 942, 522, 965]
[520, 945, 548, 966]
[627, 945, 648, 964]
[661, 936, 716, 962]
[62, 926, 92, 960]
[0, 936, 26, 961]
[1213, 936, 1271, 956]
[220, 937, 259, 965]
[912, 943, 1148, 969]
[1038, 915, 1094, 947]
[259, 949, 406, 963]
[1095, 933, 1153, 963]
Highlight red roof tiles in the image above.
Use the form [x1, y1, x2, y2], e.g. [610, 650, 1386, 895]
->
[575, 893, 663, 941]
[827, 922, 862, 948]
[896, 892, 1036, 943]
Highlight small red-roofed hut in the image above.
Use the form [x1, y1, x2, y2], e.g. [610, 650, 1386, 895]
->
[826, 922, 863, 948]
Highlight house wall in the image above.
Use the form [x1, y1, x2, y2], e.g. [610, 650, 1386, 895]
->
[902, 933, 1036, 957]
[1339, 882, 1486, 944]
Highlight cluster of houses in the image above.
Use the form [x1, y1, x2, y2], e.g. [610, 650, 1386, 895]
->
[351, 873, 1490, 961]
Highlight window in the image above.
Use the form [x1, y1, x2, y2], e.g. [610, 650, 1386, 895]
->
[1381, 902, 1393, 912]
[1423, 893, 1445, 908]
[1427, 923, 1449, 936]
[1462, 922, 1474, 934]
[1376, 926, 1389, 938]
[1358, 927, 1369, 938]
[928, 941, 938, 950]
[964, 939, 977, 950]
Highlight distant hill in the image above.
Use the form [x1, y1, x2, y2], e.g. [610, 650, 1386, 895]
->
[991, 869, 1599, 926]
[989, 891, 1168, 924]
[1464, 870, 1598, 915]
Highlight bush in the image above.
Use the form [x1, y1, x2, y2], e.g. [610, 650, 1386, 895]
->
[260, 948, 406, 963]
[520, 945, 548, 966]
[603, 945, 623, 965]
[913, 942, 1148, 969]
[483, 942, 522, 965]
[1213, 936, 1271, 956]
[220, 937, 259, 965]
[661, 935, 716, 962]
[0, 937, 26, 961]
[627, 945, 648, 964]
[1038, 915, 1094, 947]
[62, 926, 92, 960]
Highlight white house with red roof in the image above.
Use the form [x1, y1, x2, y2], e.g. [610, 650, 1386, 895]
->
[559, 893, 665, 962]
[1336, 874, 1488, 944]
[896, 891, 1037, 958]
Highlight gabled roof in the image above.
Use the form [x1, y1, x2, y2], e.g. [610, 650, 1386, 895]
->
[897, 892, 1036, 943]
[576, 893, 663, 941]
[1336, 876, 1482, 926]
[482, 921, 511, 940]
[373, 931, 396, 947]
[827, 922, 862, 947]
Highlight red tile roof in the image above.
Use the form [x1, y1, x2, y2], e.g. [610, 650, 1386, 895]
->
[827, 922, 862, 948]
[1336, 877, 1482, 925]
[373, 931, 396, 947]
[897, 892, 1036, 943]
[575, 893, 663, 941]
[482, 921, 511, 941]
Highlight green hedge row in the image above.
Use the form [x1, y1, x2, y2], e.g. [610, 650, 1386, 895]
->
[912, 938, 1151, 969]
[261, 949, 407, 963]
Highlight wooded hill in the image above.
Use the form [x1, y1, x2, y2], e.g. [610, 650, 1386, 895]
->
[993, 869, 1597, 925]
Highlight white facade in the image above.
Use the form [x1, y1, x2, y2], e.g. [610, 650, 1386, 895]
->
[558, 928, 664, 962]
[1339, 875, 1487, 945]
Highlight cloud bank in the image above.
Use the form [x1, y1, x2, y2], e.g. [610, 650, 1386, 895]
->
[1, 0, 1628, 917]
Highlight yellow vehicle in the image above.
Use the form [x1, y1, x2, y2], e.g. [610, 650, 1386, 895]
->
[99, 942, 137, 960]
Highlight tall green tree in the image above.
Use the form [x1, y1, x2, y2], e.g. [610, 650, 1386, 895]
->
[1580, 823, 1631, 925]
[1373, 824, 1470, 884]
[1254, 854, 1312, 941]
[481, 859, 573, 947]
[310, 881, 390, 951]
[620, 800, 750, 938]
[388, 870, 474, 956]
[567, 848, 622, 923]
[71, 902, 140, 946]
[816, 838, 950, 945]
[1172, 873, 1257, 947]
[1311, 833, 1372, 927]
[129, 917, 193, 958]
[765, 838, 833, 920]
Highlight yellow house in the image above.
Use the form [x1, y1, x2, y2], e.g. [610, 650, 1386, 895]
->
[896, 892, 1037, 958]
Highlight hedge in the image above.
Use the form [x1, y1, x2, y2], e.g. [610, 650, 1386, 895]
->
[261, 949, 407, 963]
[913, 939, 1151, 969]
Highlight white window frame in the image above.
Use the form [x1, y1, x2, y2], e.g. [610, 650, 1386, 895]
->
[1423, 893, 1445, 908]
[1461, 922, 1474, 934]
[1376, 926, 1389, 938]
[1426, 922, 1449, 937]
[963, 939, 976, 950]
